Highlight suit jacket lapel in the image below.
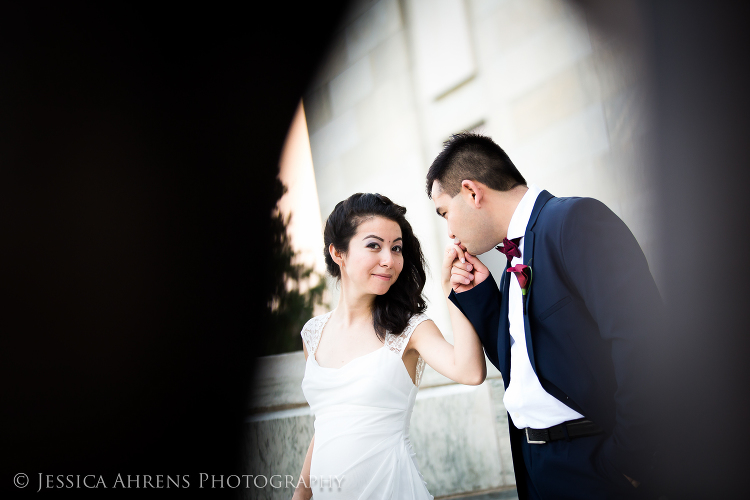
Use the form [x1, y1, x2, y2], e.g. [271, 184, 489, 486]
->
[497, 263, 510, 389]
[497, 259, 511, 387]
[521, 190, 554, 376]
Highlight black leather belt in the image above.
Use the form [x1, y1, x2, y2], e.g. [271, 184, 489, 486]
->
[524, 419, 603, 444]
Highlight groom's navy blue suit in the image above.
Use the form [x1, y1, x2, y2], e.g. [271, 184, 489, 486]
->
[449, 191, 662, 499]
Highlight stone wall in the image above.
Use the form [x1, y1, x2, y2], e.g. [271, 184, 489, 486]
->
[304, 0, 655, 313]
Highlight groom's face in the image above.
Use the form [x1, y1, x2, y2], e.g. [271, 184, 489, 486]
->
[431, 180, 496, 255]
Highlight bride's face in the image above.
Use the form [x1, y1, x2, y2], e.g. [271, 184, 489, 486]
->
[336, 216, 404, 296]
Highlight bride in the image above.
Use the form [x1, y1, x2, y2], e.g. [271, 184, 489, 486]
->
[292, 193, 487, 500]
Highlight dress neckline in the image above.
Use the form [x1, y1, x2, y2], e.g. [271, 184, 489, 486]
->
[311, 344, 386, 370]
[308, 310, 421, 388]
[312, 310, 386, 370]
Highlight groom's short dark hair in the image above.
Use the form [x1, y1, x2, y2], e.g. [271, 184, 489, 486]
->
[426, 132, 526, 198]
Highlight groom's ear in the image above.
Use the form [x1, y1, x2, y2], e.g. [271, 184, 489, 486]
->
[461, 180, 484, 208]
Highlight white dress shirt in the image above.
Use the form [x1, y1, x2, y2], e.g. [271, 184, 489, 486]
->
[502, 185, 584, 429]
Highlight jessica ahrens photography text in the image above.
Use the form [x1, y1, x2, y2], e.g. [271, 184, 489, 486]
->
[15, 472, 344, 492]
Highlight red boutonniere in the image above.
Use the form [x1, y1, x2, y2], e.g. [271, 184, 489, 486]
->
[507, 264, 532, 314]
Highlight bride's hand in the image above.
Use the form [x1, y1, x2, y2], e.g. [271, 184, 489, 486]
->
[442, 243, 490, 294]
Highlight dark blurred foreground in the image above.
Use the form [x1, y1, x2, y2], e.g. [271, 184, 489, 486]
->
[2, 1, 750, 499]
[577, 1, 750, 498]
[0, 2, 347, 498]
[658, 2, 750, 496]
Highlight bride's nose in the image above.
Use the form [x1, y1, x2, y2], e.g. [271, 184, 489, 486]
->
[380, 249, 394, 268]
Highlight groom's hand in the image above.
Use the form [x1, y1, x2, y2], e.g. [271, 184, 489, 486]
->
[442, 243, 490, 294]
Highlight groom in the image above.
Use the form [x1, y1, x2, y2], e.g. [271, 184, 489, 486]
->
[427, 133, 662, 499]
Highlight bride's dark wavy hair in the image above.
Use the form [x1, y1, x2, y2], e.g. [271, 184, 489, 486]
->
[324, 193, 427, 340]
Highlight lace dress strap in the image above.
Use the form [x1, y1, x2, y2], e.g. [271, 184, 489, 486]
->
[300, 311, 333, 356]
[385, 313, 431, 387]
[384, 313, 430, 356]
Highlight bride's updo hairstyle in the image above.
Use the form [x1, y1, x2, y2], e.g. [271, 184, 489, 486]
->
[324, 193, 427, 341]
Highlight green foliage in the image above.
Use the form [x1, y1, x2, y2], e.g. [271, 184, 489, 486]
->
[262, 180, 327, 356]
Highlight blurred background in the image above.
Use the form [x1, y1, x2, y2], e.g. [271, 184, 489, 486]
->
[251, 1, 655, 498]
[4, 1, 750, 499]
[269, 0, 656, 357]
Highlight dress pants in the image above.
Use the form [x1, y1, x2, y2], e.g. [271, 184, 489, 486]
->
[519, 429, 640, 500]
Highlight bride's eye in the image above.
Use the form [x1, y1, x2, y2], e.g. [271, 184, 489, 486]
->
[366, 242, 381, 250]
[392, 245, 403, 253]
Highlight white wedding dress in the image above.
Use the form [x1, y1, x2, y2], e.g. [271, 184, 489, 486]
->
[300, 311, 434, 499]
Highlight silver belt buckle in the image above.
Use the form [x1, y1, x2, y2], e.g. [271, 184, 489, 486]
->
[525, 427, 547, 444]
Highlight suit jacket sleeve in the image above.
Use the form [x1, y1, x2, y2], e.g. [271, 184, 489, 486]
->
[560, 198, 663, 482]
[448, 273, 502, 371]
